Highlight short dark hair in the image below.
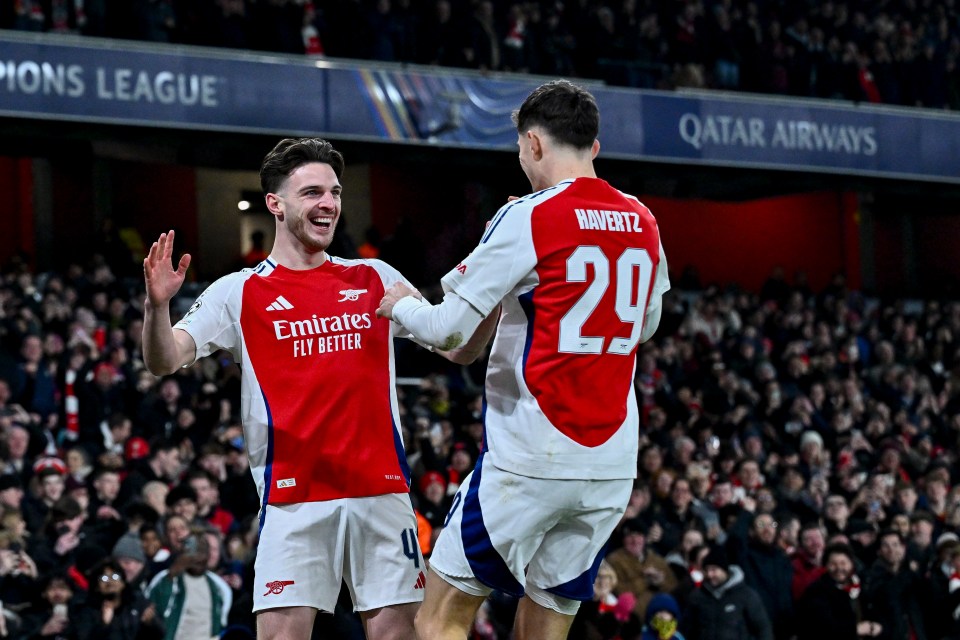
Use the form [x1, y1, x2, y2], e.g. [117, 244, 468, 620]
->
[512, 80, 599, 150]
[260, 138, 345, 195]
[823, 542, 857, 565]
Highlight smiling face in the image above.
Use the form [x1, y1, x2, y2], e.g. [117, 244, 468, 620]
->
[267, 162, 341, 255]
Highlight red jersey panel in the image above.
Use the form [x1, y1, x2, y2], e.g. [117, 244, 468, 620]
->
[176, 257, 412, 506]
[523, 179, 662, 446]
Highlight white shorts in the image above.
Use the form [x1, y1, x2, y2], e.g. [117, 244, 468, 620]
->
[429, 453, 632, 604]
[253, 493, 426, 614]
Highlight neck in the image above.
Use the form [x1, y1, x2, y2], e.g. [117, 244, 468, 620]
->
[270, 235, 328, 270]
[535, 161, 596, 191]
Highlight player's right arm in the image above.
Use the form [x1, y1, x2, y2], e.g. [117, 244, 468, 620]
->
[142, 230, 196, 375]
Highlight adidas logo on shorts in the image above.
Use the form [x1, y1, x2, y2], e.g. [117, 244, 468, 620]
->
[414, 571, 426, 590]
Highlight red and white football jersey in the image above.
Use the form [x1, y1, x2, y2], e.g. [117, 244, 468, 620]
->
[441, 178, 670, 480]
[174, 257, 414, 505]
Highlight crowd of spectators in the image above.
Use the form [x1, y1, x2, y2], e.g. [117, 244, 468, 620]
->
[2, 0, 960, 110]
[0, 234, 959, 639]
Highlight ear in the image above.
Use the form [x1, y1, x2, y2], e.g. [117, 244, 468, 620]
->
[265, 193, 284, 220]
[591, 139, 600, 160]
[529, 130, 544, 161]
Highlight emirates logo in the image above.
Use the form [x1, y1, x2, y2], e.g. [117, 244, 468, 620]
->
[264, 580, 295, 596]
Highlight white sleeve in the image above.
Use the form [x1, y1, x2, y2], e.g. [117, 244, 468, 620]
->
[640, 239, 671, 343]
[392, 291, 486, 350]
[173, 274, 242, 364]
[438, 200, 537, 316]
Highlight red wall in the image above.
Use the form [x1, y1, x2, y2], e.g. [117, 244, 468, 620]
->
[642, 191, 859, 293]
[0, 157, 34, 267]
[110, 162, 199, 270]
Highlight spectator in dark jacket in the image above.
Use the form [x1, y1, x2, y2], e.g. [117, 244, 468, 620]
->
[861, 530, 927, 640]
[727, 509, 794, 640]
[681, 546, 773, 640]
[796, 544, 881, 640]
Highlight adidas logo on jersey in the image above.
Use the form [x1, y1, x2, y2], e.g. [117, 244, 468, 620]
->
[414, 571, 426, 589]
[338, 289, 368, 302]
[266, 296, 294, 311]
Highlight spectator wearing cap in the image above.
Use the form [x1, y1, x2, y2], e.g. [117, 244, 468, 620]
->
[797, 543, 882, 640]
[415, 470, 450, 530]
[186, 469, 235, 537]
[642, 593, 685, 640]
[926, 534, 960, 637]
[862, 530, 927, 640]
[727, 508, 794, 640]
[932, 541, 960, 640]
[846, 519, 879, 567]
[0, 473, 24, 512]
[112, 531, 148, 594]
[606, 518, 678, 618]
[681, 545, 772, 640]
[76, 360, 125, 445]
[117, 439, 181, 508]
[906, 512, 936, 570]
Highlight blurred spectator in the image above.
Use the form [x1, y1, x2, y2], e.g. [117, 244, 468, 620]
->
[606, 518, 678, 618]
[861, 530, 926, 640]
[727, 509, 794, 639]
[796, 543, 881, 640]
[681, 545, 772, 640]
[147, 531, 231, 640]
[642, 593, 685, 640]
[75, 557, 160, 640]
[569, 559, 642, 640]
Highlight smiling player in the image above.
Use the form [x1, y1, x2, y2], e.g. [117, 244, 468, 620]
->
[142, 138, 496, 640]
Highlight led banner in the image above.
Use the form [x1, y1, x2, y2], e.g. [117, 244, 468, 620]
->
[1, 32, 958, 183]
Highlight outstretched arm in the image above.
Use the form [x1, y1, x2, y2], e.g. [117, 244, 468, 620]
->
[378, 285, 499, 364]
[142, 230, 197, 375]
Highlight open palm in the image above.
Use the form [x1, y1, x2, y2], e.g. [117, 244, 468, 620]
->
[144, 230, 192, 307]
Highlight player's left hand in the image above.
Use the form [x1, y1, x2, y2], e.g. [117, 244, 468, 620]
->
[377, 282, 420, 319]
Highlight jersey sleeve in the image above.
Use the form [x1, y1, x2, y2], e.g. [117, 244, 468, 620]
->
[173, 274, 243, 364]
[651, 238, 671, 304]
[440, 200, 537, 316]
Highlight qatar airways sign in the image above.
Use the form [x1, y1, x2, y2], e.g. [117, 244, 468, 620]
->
[677, 113, 878, 156]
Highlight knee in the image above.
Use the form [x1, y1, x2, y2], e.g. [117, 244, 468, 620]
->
[414, 609, 450, 640]
[414, 609, 433, 639]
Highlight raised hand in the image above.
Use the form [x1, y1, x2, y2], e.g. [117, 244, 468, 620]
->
[144, 230, 192, 308]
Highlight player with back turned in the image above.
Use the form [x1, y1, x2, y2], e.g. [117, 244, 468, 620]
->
[378, 80, 671, 640]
